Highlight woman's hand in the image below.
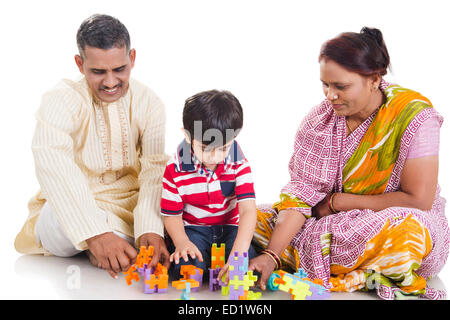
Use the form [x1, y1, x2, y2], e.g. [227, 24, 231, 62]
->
[248, 254, 277, 290]
[312, 194, 334, 219]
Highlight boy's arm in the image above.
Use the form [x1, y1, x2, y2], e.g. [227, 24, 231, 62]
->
[163, 215, 203, 264]
[163, 215, 189, 250]
[160, 163, 204, 264]
[231, 157, 257, 254]
[217, 199, 257, 282]
[230, 199, 257, 254]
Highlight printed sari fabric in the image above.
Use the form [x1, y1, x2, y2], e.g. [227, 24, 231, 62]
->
[253, 80, 450, 299]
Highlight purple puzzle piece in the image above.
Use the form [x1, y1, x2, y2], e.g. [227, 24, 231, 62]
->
[306, 286, 331, 300]
[209, 267, 221, 291]
[190, 268, 203, 292]
[229, 284, 245, 300]
[306, 286, 323, 300]
[218, 277, 227, 287]
[142, 267, 168, 293]
[300, 278, 330, 300]
[229, 252, 248, 280]
[137, 264, 149, 276]
[143, 268, 156, 293]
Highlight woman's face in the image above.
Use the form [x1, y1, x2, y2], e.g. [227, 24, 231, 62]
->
[320, 58, 380, 119]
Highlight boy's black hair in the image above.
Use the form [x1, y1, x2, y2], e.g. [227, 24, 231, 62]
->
[183, 90, 243, 148]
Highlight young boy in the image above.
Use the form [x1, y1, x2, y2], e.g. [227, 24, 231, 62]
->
[161, 90, 257, 281]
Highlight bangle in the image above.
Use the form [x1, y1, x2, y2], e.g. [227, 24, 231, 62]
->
[261, 249, 282, 270]
[328, 193, 338, 214]
[261, 251, 278, 268]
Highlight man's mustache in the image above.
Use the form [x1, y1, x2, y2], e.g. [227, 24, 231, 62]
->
[99, 83, 122, 90]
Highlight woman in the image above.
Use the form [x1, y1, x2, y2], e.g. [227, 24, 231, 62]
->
[249, 27, 449, 299]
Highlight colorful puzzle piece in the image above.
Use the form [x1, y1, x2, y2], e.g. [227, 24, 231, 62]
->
[229, 251, 248, 280]
[223, 251, 260, 300]
[229, 271, 258, 291]
[135, 245, 154, 269]
[180, 265, 203, 292]
[229, 282, 245, 300]
[209, 243, 226, 291]
[269, 268, 330, 300]
[144, 266, 168, 293]
[123, 246, 169, 294]
[171, 278, 199, 290]
[180, 282, 193, 300]
[209, 267, 221, 291]
[279, 274, 312, 300]
[124, 264, 140, 286]
[172, 278, 199, 300]
[211, 243, 225, 269]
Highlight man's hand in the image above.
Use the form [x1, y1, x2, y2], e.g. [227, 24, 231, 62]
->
[138, 232, 171, 269]
[86, 232, 137, 279]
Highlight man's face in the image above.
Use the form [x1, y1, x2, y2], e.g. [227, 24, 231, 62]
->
[75, 45, 135, 103]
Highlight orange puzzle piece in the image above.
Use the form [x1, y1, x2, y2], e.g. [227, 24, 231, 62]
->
[135, 246, 154, 269]
[180, 265, 203, 280]
[145, 272, 169, 290]
[172, 278, 200, 290]
[211, 243, 225, 268]
[123, 265, 140, 286]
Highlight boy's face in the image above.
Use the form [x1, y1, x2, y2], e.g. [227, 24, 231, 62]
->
[190, 139, 235, 169]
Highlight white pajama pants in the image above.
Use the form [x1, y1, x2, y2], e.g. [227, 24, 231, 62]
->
[34, 202, 134, 257]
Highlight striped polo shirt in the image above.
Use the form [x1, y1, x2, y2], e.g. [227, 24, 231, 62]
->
[161, 139, 256, 226]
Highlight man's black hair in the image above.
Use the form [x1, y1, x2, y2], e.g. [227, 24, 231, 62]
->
[76, 14, 130, 57]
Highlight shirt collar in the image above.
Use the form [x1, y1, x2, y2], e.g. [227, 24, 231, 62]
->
[174, 139, 245, 173]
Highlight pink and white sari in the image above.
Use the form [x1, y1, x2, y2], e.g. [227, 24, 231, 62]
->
[253, 80, 449, 299]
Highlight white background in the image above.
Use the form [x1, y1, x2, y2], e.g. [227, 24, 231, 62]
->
[1, 0, 449, 298]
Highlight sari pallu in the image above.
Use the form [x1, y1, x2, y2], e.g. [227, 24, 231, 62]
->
[253, 80, 450, 299]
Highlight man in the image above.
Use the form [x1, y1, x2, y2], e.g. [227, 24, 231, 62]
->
[14, 14, 170, 278]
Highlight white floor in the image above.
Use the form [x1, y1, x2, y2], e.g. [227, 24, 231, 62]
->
[5, 251, 448, 300]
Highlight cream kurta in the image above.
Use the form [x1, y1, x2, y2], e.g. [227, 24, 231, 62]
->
[15, 77, 169, 254]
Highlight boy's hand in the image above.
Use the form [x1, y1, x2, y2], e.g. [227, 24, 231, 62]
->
[170, 241, 203, 264]
[139, 232, 171, 269]
[216, 262, 229, 284]
[86, 232, 137, 279]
